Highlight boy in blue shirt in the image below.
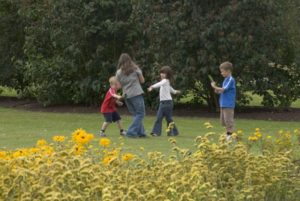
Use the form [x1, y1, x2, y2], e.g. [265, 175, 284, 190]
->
[211, 62, 236, 141]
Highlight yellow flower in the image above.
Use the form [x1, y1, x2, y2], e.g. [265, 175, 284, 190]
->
[29, 148, 40, 154]
[73, 144, 85, 155]
[204, 122, 213, 129]
[168, 122, 175, 129]
[255, 132, 262, 138]
[0, 151, 7, 158]
[102, 156, 116, 165]
[267, 135, 272, 139]
[122, 153, 134, 161]
[294, 129, 299, 133]
[71, 128, 94, 145]
[231, 133, 237, 139]
[36, 139, 47, 147]
[237, 130, 243, 134]
[72, 128, 86, 141]
[255, 128, 260, 132]
[52, 135, 65, 142]
[12, 149, 28, 158]
[107, 149, 119, 157]
[248, 136, 258, 141]
[99, 138, 111, 147]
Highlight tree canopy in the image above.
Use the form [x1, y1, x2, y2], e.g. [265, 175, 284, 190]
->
[0, 0, 299, 108]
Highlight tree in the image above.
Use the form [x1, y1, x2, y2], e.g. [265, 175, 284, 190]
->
[132, 0, 300, 109]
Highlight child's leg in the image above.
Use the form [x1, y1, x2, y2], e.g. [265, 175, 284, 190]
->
[151, 103, 164, 136]
[223, 108, 234, 134]
[112, 112, 126, 135]
[164, 101, 179, 136]
[220, 108, 226, 129]
[116, 120, 123, 130]
[101, 113, 113, 136]
[101, 122, 110, 130]
[101, 122, 110, 134]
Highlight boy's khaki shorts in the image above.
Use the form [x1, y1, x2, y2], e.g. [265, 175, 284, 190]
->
[220, 108, 234, 132]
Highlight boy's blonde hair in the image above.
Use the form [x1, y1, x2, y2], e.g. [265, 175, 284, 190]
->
[219, 61, 233, 72]
[109, 76, 118, 85]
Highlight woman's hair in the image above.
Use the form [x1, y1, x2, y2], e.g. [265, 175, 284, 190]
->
[118, 53, 138, 75]
[160, 66, 173, 81]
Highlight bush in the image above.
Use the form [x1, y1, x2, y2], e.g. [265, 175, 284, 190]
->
[0, 0, 299, 108]
[1, 127, 300, 200]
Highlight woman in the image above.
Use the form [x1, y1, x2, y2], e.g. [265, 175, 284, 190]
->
[116, 53, 146, 137]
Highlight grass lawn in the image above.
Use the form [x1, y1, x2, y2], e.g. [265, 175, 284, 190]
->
[0, 106, 299, 154]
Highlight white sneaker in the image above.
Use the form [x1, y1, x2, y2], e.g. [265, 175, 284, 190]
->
[120, 130, 127, 136]
[226, 135, 232, 141]
[100, 131, 107, 137]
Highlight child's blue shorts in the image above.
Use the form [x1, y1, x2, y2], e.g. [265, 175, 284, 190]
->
[102, 111, 121, 123]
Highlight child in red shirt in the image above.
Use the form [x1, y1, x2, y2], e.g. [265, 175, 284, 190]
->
[100, 76, 126, 137]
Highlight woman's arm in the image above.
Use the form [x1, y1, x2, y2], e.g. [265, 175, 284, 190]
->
[136, 68, 145, 84]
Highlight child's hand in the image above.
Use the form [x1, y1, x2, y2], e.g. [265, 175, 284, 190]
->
[115, 95, 122, 100]
[175, 90, 181, 95]
[116, 100, 124, 106]
[148, 87, 153, 92]
[211, 82, 216, 88]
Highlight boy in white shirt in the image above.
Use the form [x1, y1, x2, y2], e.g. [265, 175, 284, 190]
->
[148, 66, 180, 136]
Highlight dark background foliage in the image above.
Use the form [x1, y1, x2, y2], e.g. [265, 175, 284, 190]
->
[0, 0, 299, 108]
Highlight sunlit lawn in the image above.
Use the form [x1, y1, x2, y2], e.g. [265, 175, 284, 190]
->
[0, 107, 299, 154]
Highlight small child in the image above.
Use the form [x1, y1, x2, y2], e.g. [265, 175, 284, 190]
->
[148, 66, 180, 136]
[100, 76, 126, 137]
[211, 61, 236, 141]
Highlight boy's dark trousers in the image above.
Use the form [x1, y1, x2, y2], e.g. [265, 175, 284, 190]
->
[152, 100, 179, 136]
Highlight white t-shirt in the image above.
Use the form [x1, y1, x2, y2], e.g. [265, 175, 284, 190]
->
[151, 79, 177, 101]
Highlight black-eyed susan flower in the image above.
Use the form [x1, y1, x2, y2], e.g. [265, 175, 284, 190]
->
[52, 135, 65, 142]
[99, 138, 111, 147]
[122, 153, 134, 161]
[36, 139, 47, 147]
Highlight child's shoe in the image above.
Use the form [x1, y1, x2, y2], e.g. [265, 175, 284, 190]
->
[226, 134, 232, 141]
[120, 130, 127, 136]
[99, 131, 107, 137]
[151, 133, 159, 137]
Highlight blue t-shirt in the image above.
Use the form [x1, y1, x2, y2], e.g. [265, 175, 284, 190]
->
[220, 76, 236, 108]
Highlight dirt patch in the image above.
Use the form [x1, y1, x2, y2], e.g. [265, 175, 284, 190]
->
[1, 97, 300, 121]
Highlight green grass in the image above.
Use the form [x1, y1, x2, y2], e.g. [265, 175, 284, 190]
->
[0, 107, 299, 154]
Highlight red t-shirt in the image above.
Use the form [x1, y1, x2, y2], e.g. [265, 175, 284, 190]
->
[100, 88, 117, 113]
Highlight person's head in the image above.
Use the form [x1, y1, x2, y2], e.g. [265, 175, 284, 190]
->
[219, 61, 233, 77]
[109, 76, 121, 89]
[118, 53, 137, 75]
[159, 66, 173, 80]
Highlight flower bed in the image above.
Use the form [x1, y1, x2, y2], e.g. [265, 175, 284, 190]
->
[0, 127, 300, 200]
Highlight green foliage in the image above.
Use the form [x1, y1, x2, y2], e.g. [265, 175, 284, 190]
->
[0, 0, 299, 107]
[132, 0, 300, 109]
[0, 0, 24, 86]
